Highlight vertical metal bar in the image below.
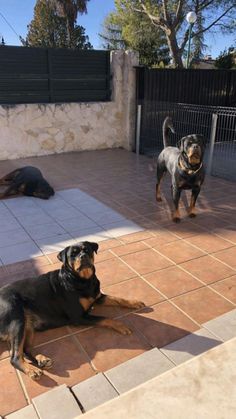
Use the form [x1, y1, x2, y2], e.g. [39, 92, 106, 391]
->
[207, 113, 218, 175]
[47, 49, 54, 103]
[136, 104, 142, 155]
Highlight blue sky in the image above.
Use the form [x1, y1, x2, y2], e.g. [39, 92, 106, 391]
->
[0, 0, 234, 57]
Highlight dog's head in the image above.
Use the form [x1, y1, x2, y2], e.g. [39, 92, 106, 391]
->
[23, 180, 55, 199]
[33, 180, 55, 200]
[178, 134, 205, 166]
[57, 241, 99, 279]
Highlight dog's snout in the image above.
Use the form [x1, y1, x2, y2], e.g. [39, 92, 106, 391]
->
[80, 252, 89, 262]
[192, 144, 200, 150]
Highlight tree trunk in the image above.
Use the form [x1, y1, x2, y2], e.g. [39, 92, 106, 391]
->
[166, 32, 183, 68]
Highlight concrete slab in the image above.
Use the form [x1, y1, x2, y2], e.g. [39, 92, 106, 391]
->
[5, 405, 38, 419]
[72, 373, 118, 412]
[81, 338, 236, 419]
[161, 327, 222, 365]
[105, 348, 174, 393]
[32, 384, 82, 419]
[203, 308, 236, 341]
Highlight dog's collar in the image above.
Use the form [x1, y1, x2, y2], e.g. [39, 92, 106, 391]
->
[178, 156, 203, 177]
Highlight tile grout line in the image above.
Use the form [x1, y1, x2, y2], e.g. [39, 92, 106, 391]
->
[15, 369, 31, 406]
[70, 333, 99, 374]
[109, 240, 235, 326]
[109, 249, 202, 329]
[102, 372, 121, 395]
[142, 240, 236, 307]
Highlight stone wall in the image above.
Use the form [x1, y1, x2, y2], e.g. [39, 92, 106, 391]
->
[0, 50, 139, 160]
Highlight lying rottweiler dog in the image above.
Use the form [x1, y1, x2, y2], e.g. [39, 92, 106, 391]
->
[0, 166, 54, 199]
[156, 116, 205, 222]
[0, 241, 145, 380]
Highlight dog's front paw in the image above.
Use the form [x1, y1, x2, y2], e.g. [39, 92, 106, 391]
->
[36, 354, 53, 370]
[26, 364, 44, 381]
[156, 196, 162, 202]
[113, 321, 132, 335]
[119, 325, 132, 335]
[173, 216, 181, 223]
[129, 300, 146, 309]
[188, 212, 197, 218]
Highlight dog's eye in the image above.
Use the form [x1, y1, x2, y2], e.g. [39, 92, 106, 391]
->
[71, 248, 79, 257]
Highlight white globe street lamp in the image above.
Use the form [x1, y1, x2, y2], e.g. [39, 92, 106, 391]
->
[186, 12, 197, 24]
[186, 11, 197, 68]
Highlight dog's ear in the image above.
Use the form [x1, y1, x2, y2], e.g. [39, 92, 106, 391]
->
[178, 137, 185, 152]
[197, 135, 206, 148]
[89, 242, 99, 254]
[57, 246, 70, 263]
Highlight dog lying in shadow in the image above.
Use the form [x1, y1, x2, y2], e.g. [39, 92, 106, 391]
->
[0, 241, 145, 380]
[156, 117, 206, 222]
[0, 166, 54, 199]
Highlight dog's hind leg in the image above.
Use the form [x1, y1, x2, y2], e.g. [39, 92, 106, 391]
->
[0, 184, 18, 199]
[0, 169, 20, 184]
[188, 186, 200, 218]
[156, 162, 166, 202]
[172, 184, 181, 223]
[9, 317, 43, 380]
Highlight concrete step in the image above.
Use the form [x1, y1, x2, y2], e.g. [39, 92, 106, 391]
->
[5, 309, 236, 419]
[82, 337, 236, 419]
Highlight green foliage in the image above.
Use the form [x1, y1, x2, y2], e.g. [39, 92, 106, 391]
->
[26, 0, 92, 49]
[113, 1, 236, 68]
[100, 0, 170, 67]
[215, 47, 235, 69]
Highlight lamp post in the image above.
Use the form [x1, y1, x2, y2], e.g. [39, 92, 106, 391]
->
[186, 11, 197, 68]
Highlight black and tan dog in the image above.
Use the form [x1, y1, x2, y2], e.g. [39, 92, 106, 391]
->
[0, 241, 145, 380]
[0, 166, 54, 199]
[156, 117, 205, 222]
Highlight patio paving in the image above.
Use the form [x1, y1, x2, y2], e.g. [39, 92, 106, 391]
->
[0, 149, 235, 416]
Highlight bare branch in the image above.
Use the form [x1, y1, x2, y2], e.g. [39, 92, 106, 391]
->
[194, 5, 236, 37]
[173, 0, 184, 27]
[198, 0, 219, 11]
[133, 2, 169, 31]
[162, 0, 169, 22]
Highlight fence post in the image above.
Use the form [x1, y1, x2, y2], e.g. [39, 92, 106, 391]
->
[207, 113, 218, 175]
[136, 104, 142, 155]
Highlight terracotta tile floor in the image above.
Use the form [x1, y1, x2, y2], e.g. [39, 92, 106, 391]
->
[0, 149, 236, 416]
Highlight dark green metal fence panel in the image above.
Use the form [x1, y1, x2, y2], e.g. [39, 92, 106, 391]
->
[136, 68, 236, 107]
[0, 46, 111, 104]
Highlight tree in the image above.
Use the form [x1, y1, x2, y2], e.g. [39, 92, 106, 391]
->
[122, 0, 236, 68]
[100, 1, 170, 67]
[50, 0, 90, 46]
[26, 0, 92, 49]
[100, 15, 126, 50]
[215, 47, 236, 69]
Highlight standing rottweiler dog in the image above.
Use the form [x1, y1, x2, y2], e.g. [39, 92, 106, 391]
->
[0, 166, 54, 199]
[156, 116, 205, 222]
[0, 241, 145, 380]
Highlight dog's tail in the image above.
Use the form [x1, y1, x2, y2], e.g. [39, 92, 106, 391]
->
[163, 116, 175, 148]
